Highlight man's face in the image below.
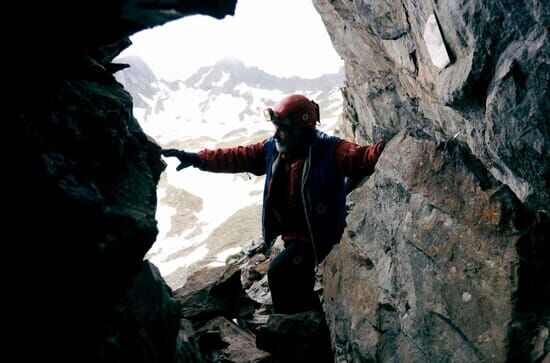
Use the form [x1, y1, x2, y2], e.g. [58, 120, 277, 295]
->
[274, 124, 297, 153]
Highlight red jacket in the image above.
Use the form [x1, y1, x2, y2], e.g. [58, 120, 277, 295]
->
[197, 138, 384, 177]
[196, 137, 384, 244]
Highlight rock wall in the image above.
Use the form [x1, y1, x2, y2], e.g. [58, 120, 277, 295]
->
[7, 1, 236, 362]
[324, 130, 523, 361]
[314, 0, 549, 211]
[313, 0, 548, 361]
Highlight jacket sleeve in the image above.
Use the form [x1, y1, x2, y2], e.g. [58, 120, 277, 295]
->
[333, 139, 385, 178]
[196, 140, 267, 176]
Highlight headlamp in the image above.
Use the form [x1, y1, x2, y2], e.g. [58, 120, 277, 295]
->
[263, 108, 292, 126]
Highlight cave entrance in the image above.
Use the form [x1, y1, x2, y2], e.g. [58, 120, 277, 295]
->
[115, 0, 344, 289]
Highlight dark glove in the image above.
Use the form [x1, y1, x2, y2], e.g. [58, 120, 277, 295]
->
[375, 140, 386, 155]
[160, 148, 201, 171]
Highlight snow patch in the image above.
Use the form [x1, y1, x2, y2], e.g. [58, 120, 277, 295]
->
[213, 71, 230, 87]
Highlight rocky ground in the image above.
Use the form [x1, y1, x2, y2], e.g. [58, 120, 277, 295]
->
[171, 239, 334, 362]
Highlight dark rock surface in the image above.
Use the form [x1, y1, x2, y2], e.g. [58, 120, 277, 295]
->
[197, 316, 272, 363]
[99, 261, 182, 362]
[256, 312, 333, 363]
[174, 263, 258, 327]
[6, 1, 236, 361]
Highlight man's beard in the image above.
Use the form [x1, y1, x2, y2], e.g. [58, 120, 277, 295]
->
[275, 140, 289, 152]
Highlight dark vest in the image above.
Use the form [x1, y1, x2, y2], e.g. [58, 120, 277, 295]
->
[262, 130, 346, 262]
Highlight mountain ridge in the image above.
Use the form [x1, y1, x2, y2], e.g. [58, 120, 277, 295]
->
[184, 57, 344, 94]
[115, 55, 344, 113]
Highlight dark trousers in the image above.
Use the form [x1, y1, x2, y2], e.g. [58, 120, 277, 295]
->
[267, 241, 323, 314]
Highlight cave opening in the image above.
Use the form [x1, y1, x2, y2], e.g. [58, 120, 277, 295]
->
[114, 0, 345, 289]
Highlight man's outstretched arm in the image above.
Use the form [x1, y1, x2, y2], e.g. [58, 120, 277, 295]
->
[196, 141, 266, 175]
[161, 140, 267, 175]
[334, 139, 386, 178]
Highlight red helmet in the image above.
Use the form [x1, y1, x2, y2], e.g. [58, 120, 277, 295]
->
[264, 94, 319, 129]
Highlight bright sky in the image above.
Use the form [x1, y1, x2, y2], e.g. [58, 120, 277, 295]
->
[117, 0, 343, 81]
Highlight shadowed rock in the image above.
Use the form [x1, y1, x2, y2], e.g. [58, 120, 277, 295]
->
[175, 319, 204, 363]
[197, 317, 272, 363]
[100, 261, 189, 362]
[256, 312, 333, 363]
[174, 264, 259, 327]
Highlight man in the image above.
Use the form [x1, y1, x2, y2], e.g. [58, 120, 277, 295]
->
[161, 94, 385, 315]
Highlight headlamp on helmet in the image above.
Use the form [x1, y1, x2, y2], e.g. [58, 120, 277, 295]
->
[266, 94, 320, 129]
[263, 108, 292, 126]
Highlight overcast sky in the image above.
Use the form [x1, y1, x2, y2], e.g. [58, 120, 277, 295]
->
[117, 0, 343, 81]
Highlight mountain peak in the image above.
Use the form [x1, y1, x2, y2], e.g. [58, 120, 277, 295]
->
[184, 57, 344, 93]
[215, 57, 246, 68]
[114, 55, 159, 107]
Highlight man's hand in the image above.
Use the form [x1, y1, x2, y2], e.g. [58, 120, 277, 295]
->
[375, 140, 386, 154]
[160, 148, 200, 171]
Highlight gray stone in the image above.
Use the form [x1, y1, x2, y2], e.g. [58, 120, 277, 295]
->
[246, 275, 273, 306]
[322, 131, 524, 362]
[312, 3, 550, 358]
[196, 317, 272, 363]
[423, 13, 451, 69]
[313, 0, 550, 212]
[174, 264, 258, 326]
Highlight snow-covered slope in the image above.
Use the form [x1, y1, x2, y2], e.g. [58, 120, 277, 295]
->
[115, 56, 344, 288]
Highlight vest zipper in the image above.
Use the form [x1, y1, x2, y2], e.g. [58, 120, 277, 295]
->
[301, 146, 319, 266]
[263, 150, 281, 248]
